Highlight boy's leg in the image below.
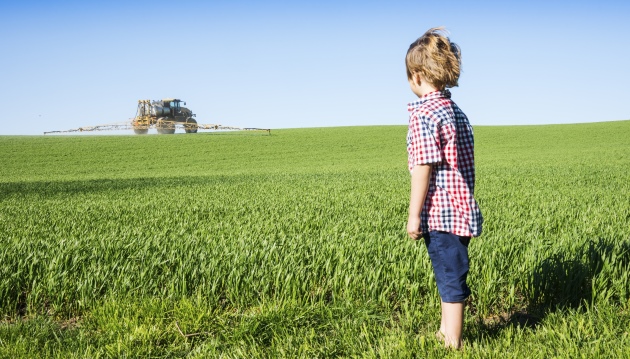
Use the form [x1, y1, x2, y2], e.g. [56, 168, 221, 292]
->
[424, 231, 470, 349]
[441, 300, 464, 348]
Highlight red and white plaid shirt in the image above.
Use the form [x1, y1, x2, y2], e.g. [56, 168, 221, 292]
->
[407, 90, 483, 237]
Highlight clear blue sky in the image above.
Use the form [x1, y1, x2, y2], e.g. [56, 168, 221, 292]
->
[2, 0, 629, 135]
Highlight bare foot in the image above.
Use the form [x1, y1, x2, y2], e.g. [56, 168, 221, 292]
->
[436, 330, 462, 349]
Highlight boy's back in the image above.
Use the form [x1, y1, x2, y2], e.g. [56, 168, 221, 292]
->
[406, 89, 481, 237]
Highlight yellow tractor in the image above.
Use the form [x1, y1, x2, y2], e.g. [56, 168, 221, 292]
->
[132, 98, 198, 134]
[43, 99, 270, 135]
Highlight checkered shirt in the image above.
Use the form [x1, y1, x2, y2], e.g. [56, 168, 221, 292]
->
[406, 90, 483, 237]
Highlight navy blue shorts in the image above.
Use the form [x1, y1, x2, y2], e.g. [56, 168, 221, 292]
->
[424, 231, 471, 303]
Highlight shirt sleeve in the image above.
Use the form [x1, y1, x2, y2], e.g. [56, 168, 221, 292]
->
[407, 113, 442, 171]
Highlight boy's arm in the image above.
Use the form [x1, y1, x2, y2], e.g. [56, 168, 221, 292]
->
[407, 164, 432, 240]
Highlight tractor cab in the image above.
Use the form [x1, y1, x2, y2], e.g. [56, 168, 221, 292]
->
[162, 98, 187, 115]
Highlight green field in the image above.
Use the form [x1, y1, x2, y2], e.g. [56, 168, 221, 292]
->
[1, 122, 629, 358]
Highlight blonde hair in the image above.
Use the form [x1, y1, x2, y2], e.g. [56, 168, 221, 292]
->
[405, 27, 461, 90]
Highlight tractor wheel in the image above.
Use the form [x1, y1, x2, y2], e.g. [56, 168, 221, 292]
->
[132, 120, 149, 135]
[156, 120, 175, 135]
[184, 118, 198, 133]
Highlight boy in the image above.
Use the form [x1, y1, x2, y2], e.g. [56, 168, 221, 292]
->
[405, 27, 483, 349]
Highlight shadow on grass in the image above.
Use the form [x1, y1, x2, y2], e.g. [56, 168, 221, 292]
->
[0, 175, 246, 197]
[0, 171, 352, 198]
[472, 237, 630, 338]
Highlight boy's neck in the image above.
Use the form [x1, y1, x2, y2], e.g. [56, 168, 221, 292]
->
[409, 74, 440, 98]
[418, 81, 439, 97]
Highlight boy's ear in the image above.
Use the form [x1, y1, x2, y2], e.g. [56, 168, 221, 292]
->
[413, 73, 423, 86]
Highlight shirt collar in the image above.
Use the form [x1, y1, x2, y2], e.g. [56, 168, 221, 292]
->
[407, 89, 451, 111]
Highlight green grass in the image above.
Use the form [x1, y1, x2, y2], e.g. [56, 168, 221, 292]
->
[0, 122, 629, 358]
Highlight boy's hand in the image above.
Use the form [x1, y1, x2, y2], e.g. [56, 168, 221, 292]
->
[407, 215, 422, 240]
